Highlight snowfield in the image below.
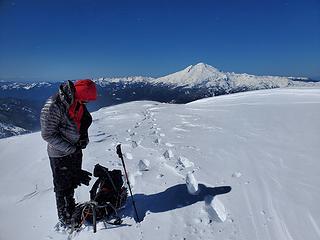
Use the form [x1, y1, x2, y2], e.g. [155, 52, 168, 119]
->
[0, 88, 320, 240]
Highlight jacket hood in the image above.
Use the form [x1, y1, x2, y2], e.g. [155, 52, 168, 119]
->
[74, 79, 97, 101]
[58, 80, 75, 107]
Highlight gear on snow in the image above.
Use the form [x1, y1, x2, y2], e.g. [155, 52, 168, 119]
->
[70, 163, 128, 232]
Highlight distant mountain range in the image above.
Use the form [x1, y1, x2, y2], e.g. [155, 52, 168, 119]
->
[1, 63, 319, 138]
[0, 98, 40, 138]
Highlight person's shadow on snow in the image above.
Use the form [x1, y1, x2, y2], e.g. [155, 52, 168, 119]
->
[121, 184, 231, 222]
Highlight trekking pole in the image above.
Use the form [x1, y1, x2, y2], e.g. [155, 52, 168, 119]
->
[116, 144, 140, 222]
[92, 203, 97, 233]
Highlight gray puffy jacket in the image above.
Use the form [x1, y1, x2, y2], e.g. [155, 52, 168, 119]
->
[40, 81, 90, 157]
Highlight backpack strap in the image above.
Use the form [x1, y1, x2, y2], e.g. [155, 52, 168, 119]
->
[105, 170, 118, 193]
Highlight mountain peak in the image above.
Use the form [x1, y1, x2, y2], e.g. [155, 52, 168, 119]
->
[187, 63, 220, 73]
[153, 63, 226, 86]
[193, 62, 207, 68]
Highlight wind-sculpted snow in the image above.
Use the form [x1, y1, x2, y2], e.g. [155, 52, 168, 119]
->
[0, 88, 320, 240]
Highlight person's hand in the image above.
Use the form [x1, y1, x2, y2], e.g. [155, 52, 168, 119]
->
[79, 170, 92, 186]
[76, 139, 88, 150]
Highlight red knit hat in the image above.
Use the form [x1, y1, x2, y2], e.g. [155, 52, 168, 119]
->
[74, 79, 97, 101]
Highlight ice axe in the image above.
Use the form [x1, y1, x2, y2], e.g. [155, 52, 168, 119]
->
[116, 144, 140, 222]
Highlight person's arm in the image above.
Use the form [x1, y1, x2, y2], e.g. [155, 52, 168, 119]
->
[40, 99, 77, 154]
[78, 105, 92, 148]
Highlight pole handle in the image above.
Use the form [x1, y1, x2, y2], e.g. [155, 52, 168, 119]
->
[116, 144, 123, 159]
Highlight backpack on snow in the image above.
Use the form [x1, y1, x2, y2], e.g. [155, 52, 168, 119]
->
[72, 164, 128, 230]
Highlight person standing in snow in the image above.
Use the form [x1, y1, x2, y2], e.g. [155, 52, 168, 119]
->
[40, 79, 97, 228]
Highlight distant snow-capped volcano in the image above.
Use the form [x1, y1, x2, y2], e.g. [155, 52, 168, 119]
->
[152, 63, 228, 87]
[151, 62, 315, 89]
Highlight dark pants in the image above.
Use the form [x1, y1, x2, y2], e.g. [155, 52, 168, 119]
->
[49, 150, 83, 223]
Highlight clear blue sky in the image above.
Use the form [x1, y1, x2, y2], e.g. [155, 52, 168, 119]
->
[0, 0, 319, 81]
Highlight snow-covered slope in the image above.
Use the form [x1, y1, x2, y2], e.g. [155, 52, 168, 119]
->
[1, 88, 320, 240]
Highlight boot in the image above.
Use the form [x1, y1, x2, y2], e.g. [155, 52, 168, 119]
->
[55, 189, 75, 226]
[56, 194, 67, 224]
[64, 191, 76, 225]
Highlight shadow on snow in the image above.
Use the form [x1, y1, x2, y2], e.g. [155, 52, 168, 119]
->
[121, 184, 232, 222]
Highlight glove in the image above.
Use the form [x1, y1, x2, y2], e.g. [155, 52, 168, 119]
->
[77, 139, 89, 150]
[79, 169, 92, 186]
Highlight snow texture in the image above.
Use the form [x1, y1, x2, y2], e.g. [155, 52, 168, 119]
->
[205, 195, 227, 222]
[186, 172, 199, 195]
[0, 88, 320, 240]
[138, 159, 150, 171]
[232, 172, 242, 178]
[163, 149, 174, 159]
[178, 156, 194, 168]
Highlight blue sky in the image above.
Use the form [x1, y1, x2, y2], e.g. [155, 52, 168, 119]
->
[0, 0, 319, 81]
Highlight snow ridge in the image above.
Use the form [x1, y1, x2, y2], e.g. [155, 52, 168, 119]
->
[0, 82, 53, 90]
[93, 76, 155, 87]
[0, 122, 30, 138]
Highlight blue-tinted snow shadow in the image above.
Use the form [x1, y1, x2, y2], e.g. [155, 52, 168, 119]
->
[121, 184, 231, 222]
